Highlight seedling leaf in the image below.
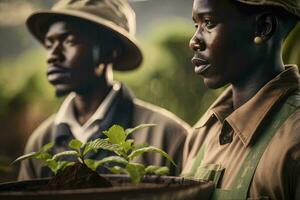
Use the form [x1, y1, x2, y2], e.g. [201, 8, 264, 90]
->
[154, 166, 169, 176]
[109, 166, 126, 174]
[84, 159, 97, 171]
[128, 146, 176, 166]
[56, 161, 76, 173]
[145, 165, 169, 175]
[145, 165, 160, 173]
[125, 124, 157, 137]
[52, 150, 79, 160]
[35, 153, 52, 160]
[102, 125, 126, 144]
[85, 156, 128, 171]
[83, 138, 123, 156]
[11, 152, 39, 165]
[46, 159, 75, 174]
[96, 156, 128, 166]
[46, 159, 58, 173]
[40, 142, 55, 152]
[126, 163, 146, 184]
[121, 139, 134, 153]
[68, 139, 83, 152]
[12, 142, 56, 165]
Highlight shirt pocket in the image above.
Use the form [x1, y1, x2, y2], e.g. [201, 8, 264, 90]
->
[194, 163, 225, 186]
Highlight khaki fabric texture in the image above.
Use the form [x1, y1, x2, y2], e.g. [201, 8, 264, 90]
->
[235, 0, 300, 18]
[182, 66, 300, 199]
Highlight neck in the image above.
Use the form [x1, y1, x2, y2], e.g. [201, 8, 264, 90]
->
[231, 57, 284, 110]
[73, 80, 112, 125]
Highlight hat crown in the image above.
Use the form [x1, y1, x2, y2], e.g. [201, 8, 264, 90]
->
[236, 0, 300, 19]
[52, 0, 136, 34]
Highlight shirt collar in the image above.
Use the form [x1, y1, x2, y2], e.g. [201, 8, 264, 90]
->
[84, 82, 121, 128]
[196, 65, 300, 146]
[195, 86, 233, 129]
[54, 92, 77, 126]
[54, 81, 121, 129]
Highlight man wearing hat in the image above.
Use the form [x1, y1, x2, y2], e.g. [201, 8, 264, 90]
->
[18, 0, 189, 180]
[181, 0, 300, 199]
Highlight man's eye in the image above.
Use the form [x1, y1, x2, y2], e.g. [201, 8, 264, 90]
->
[65, 39, 76, 46]
[44, 41, 53, 49]
[64, 35, 79, 46]
[204, 19, 216, 29]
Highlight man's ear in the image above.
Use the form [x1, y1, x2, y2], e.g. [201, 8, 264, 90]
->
[92, 44, 101, 66]
[254, 13, 277, 43]
[101, 44, 122, 64]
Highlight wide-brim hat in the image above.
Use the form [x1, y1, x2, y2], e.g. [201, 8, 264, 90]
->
[235, 0, 300, 19]
[26, 0, 143, 71]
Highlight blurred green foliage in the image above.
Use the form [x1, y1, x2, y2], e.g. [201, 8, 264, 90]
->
[283, 23, 300, 65]
[0, 50, 59, 118]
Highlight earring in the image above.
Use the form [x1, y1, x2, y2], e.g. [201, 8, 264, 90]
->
[254, 36, 263, 44]
[94, 64, 105, 77]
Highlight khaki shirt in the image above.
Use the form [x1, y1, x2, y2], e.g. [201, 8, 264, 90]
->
[182, 66, 300, 200]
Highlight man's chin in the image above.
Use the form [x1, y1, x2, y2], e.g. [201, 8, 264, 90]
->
[203, 78, 228, 89]
[55, 89, 72, 97]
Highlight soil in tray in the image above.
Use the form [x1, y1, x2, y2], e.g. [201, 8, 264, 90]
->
[1, 164, 180, 192]
[46, 163, 112, 190]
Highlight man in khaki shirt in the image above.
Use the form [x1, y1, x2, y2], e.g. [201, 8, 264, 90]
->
[182, 0, 300, 199]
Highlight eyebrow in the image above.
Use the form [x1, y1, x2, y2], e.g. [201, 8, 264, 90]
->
[45, 31, 73, 41]
[192, 12, 208, 22]
[192, 11, 216, 21]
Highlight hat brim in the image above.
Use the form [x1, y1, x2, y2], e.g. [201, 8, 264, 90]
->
[26, 10, 143, 71]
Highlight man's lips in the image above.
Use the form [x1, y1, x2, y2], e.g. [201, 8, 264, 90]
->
[191, 57, 211, 75]
[47, 66, 71, 84]
[47, 65, 68, 75]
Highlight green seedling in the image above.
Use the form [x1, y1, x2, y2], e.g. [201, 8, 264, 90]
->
[13, 124, 176, 184]
[12, 142, 75, 174]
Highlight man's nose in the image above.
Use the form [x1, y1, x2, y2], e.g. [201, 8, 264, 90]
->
[47, 43, 64, 64]
[189, 35, 206, 52]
